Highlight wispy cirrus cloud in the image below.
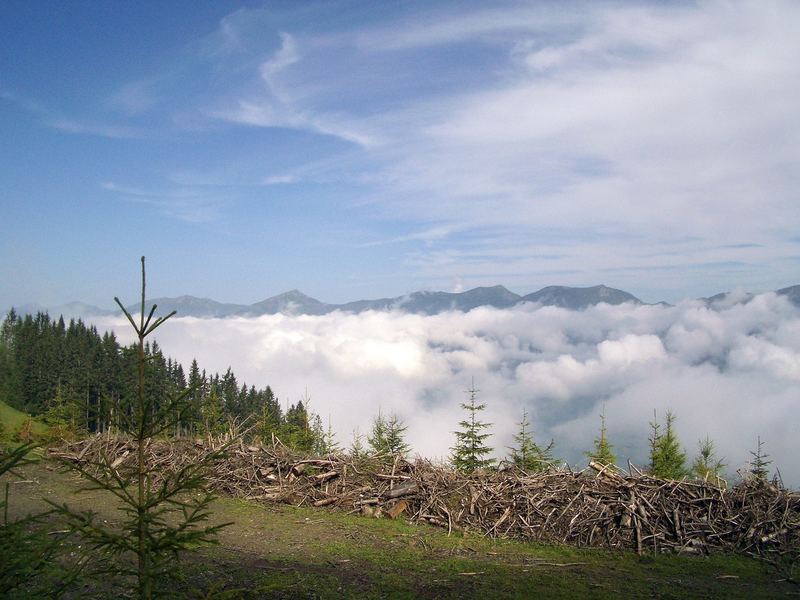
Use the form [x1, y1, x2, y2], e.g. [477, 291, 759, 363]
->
[48, 118, 141, 139]
[107, 80, 158, 115]
[101, 181, 223, 223]
[2, 88, 143, 139]
[210, 31, 373, 146]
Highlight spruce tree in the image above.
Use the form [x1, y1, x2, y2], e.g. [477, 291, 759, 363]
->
[648, 409, 661, 473]
[1, 442, 83, 597]
[49, 257, 230, 599]
[320, 416, 342, 456]
[201, 387, 224, 436]
[586, 406, 616, 467]
[649, 410, 687, 479]
[451, 381, 495, 473]
[311, 413, 326, 455]
[281, 399, 315, 452]
[349, 428, 366, 458]
[366, 410, 409, 459]
[749, 436, 771, 482]
[256, 387, 282, 444]
[508, 410, 553, 472]
[691, 436, 726, 482]
[368, 410, 389, 457]
[385, 413, 410, 456]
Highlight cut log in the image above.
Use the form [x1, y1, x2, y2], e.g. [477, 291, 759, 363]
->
[313, 497, 338, 507]
[384, 481, 418, 499]
[314, 470, 339, 483]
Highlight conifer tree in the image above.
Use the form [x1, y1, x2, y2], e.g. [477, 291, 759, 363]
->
[451, 381, 495, 473]
[0, 311, 22, 408]
[186, 359, 204, 435]
[508, 409, 553, 472]
[50, 257, 230, 599]
[749, 436, 771, 482]
[648, 409, 661, 473]
[586, 406, 616, 467]
[367, 410, 389, 456]
[311, 413, 326, 455]
[649, 410, 687, 479]
[201, 387, 225, 436]
[320, 416, 341, 455]
[256, 387, 282, 443]
[1, 442, 83, 597]
[384, 413, 410, 457]
[367, 410, 409, 459]
[691, 436, 726, 481]
[349, 428, 366, 458]
[281, 399, 315, 452]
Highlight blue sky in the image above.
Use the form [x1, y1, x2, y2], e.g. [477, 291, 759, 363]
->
[2, 0, 799, 309]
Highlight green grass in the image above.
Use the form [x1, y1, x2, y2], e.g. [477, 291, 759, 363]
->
[187, 499, 791, 599]
[0, 397, 47, 442]
[4, 443, 797, 599]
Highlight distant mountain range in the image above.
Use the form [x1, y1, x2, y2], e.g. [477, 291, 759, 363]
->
[9, 284, 800, 320]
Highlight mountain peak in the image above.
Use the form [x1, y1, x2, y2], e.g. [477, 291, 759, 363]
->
[248, 290, 328, 315]
[19, 283, 797, 320]
[521, 285, 641, 310]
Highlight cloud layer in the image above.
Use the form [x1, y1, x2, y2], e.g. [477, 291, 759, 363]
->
[93, 291, 800, 485]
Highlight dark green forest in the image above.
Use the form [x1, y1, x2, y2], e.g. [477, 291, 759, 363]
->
[0, 309, 324, 452]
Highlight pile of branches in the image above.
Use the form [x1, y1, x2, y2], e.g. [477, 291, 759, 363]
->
[50, 433, 800, 564]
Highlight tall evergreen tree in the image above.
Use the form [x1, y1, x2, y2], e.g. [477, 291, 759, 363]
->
[0, 310, 22, 408]
[256, 387, 282, 443]
[185, 359, 204, 436]
[281, 399, 315, 452]
[586, 406, 616, 467]
[451, 381, 495, 473]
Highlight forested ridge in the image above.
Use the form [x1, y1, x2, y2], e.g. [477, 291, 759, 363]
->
[0, 309, 325, 452]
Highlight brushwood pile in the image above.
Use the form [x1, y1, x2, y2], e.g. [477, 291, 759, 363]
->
[52, 434, 800, 563]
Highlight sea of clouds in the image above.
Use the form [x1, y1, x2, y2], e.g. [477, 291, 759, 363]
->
[91, 292, 800, 485]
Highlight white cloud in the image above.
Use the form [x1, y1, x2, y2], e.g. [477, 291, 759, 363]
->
[100, 181, 223, 223]
[90, 291, 800, 486]
[211, 31, 372, 146]
[109, 80, 157, 115]
[262, 174, 299, 185]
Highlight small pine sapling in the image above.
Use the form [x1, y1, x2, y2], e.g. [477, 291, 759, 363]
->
[586, 406, 616, 468]
[451, 380, 495, 473]
[691, 436, 726, 483]
[1, 442, 83, 597]
[49, 257, 232, 599]
[508, 409, 554, 472]
[748, 436, 772, 483]
[649, 410, 687, 480]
